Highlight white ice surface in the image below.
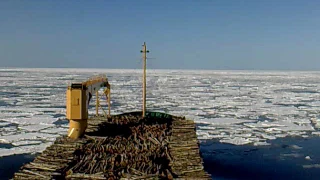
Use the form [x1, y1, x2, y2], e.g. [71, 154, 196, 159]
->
[12, 140, 42, 146]
[40, 127, 68, 135]
[0, 142, 53, 157]
[0, 121, 11, 126]
[311, 118, 320, 128]
[4, 115, 58, 125]
[18, 124, 55, 132]
[195, 118, 257, 126]
[220, 137, 253, 145]
[253, 141, 271, 146]
[311, 132, 320, 136]
[0, 132, 60, 144]
[1, 68, 320, 156]
[303, 164, 320, 169]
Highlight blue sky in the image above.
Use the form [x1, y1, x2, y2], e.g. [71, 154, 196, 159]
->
[0, 0, 320, 70]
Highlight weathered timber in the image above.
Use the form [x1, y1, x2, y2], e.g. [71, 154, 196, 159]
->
[13, 112, 211, 180]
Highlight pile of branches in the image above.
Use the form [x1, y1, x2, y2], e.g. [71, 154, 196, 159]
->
[66, 115, 175, 179]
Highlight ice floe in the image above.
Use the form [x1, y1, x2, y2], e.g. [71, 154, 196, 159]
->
[303, 164, 320, 169]
[4, 115, 57, 125]
[18, 124, 54, 132]
[281, 153, 303, 158]
[0, 142, 53, 157]
[291, 145, 303, 150]
[0, 132, 60, 144]
[0, 121, 11, 126]
[1, 68, 320, 156]
[12, 140, 42, 146]
[220, 137, 253, 145]
[310, 118, 320, 128]
[253, 141, 271, 146]
[40, 127, 68, 135]
[195, 118, 256, 126]
[311, 132, 320, 136]
[305, 156, 311, 160]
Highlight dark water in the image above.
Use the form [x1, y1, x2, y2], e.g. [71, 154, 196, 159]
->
[0, 154, 36, 180]
[1, 137, 320, 179]
[0, 143, 14, 149]
[201, 137, 320, 180]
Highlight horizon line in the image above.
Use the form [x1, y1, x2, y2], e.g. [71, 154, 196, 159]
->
[1, 66, 320, 72]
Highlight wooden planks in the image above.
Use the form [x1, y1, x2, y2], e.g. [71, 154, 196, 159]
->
[169, 119, 211, 179]
[13, 112, 211, 180]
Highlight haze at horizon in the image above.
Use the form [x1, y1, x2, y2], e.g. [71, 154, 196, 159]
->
[1, 0, 320, 70]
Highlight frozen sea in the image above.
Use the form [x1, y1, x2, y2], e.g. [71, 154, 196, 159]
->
[1, 68, 320, 179]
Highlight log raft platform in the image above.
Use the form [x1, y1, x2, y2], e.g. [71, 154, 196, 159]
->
[13, 112, 211, 180]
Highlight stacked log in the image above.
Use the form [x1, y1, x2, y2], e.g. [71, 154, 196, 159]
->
[13, 112, 211, 180]
[169, 120, 211, 179]
[13, 137, 86, 179]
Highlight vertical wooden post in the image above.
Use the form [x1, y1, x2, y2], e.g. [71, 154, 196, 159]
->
[96, 91, 99, 116]
[141, 42, 149, 118]
[108, 89, 111, 117]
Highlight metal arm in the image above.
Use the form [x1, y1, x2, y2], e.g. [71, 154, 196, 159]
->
[66, 74, 111, 139]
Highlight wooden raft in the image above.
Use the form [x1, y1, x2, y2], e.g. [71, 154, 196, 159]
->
[13, 112, 211, 180]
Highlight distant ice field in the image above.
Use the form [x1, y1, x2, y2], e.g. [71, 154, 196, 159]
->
[0, 68, 320, 157]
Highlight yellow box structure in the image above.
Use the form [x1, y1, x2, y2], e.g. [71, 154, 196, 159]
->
[65, 75, 110, 139]
[66, 87, 88, 120]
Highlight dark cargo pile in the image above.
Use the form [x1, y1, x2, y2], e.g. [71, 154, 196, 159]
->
[13, 112, 211, 180]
